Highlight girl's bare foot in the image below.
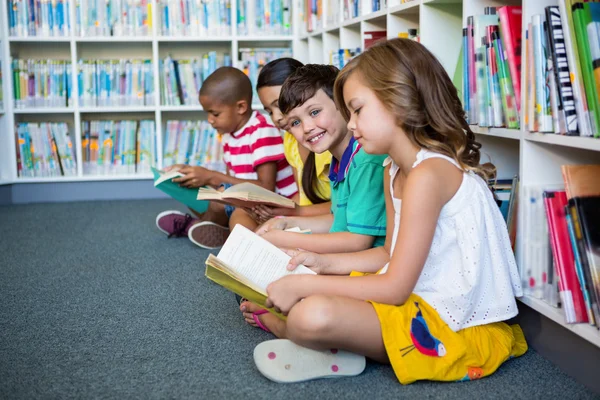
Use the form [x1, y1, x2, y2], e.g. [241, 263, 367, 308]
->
[240, 301, 287, 338]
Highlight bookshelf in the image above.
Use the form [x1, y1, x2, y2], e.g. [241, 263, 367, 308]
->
[295, 0, 600, 358]
[0, 0, 297, 183]
[0, 0, 598, 371]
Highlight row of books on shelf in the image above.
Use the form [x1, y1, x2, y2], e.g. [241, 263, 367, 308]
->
[12, 59, 73, 109]
[15, 122, 77, 178]
[81, 120, 155, 175]
[161, 0, 230, 37]
[8, 0, 292, 38]
[462, 7, 521, 130]
[13, 119, 227, 178]
[462, 3, 600, 139]
[78, 59, 154, 107]
[161, 53, 231, 106]
[523, 3, 600, 138]
[77, 0, 152, 37]
[521, 165, 600, 328]
[8, 0, 72, 37]
[329, 48, 361, 69]
[9, 49, 291, 109]
[162, 120, 225, 172]
[237, 0, 292, 36]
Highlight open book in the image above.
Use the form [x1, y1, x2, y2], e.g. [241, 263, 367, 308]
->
[197, 182, 295, 209]
[152, 167, 209, 213]
[205, 225, 316, 319]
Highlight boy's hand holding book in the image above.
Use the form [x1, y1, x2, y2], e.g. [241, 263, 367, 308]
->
[172, 165, 215, 188]
[284, 248, 326, 275]
[256, 217, 290, 236]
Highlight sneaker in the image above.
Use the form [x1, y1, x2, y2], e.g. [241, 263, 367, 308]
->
[187, 221, 229, 249]
[156, 210, 199, 238]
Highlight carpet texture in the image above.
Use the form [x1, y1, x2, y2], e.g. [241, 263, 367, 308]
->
[0, 200, 597, 399]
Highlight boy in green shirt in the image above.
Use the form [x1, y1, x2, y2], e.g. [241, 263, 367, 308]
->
[256, 64, 387, 253]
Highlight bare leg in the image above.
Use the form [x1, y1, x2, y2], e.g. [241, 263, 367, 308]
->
[240, 301, 287, 338]
[229, 208, 259, 231]
[190, 201, 229, 227]
[286, 294, 389, 364]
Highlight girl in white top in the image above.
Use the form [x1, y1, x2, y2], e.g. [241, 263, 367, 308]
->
[254, 38, 527, 384]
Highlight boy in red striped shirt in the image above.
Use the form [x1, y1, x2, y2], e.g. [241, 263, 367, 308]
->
[156, 67, 297, 249]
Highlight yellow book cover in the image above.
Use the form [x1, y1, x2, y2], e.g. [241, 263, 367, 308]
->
[205, 225, 316, 320]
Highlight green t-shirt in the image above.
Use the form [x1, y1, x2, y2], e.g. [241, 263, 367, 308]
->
[328, 138, 387, 247]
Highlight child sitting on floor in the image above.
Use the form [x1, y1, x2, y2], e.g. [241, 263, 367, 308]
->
[250, 38, 527, 385]
[252, 58, 332, 221]
[255, 64, 388, 254]
[156, 67, 297, 249]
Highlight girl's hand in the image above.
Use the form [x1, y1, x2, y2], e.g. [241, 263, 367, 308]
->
[265, 275, 305, 315]
[173, 166, 214, 188]
[252, 204, 299, 220]
[255, 217, 289, 236]
[285, 249, 327, 274]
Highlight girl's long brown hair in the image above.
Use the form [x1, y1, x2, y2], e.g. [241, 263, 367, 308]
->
[333, 38, 495, 181]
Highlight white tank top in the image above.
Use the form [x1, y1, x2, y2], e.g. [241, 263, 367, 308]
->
[379, 149, 523, 331]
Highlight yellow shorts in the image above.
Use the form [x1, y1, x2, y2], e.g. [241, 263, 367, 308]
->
[351, 274, 528, 384]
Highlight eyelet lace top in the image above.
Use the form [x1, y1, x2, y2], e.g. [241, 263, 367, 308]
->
[379, 149, 523, 331]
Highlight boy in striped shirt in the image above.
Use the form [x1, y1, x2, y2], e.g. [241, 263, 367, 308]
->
[156, 67, 297, 249]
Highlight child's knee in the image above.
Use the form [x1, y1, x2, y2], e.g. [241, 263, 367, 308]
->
[287, 295, 337, 341]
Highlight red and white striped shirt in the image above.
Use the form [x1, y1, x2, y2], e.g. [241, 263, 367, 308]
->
[221, 111, 298, 198]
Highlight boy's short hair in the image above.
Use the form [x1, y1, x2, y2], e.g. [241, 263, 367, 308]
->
[279, 64, 340, 114]
[199, 66, 252, 105]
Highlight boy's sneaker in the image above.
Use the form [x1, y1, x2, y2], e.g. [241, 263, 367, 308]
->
[188, 222, 229, 249]
[156, 210, 199, 238]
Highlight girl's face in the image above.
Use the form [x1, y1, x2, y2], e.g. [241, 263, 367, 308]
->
[258, 85, 286, 129]
[342, 72, 398, 154]
[284, 89, 347, 154]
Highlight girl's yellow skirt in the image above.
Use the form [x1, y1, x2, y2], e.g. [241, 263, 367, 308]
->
[352, 269, 528, 384]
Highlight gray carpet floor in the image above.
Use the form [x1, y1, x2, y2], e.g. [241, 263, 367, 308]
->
[0, 199, 598, 399]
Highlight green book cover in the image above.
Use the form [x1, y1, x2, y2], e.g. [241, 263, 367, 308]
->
[152, 167, 209, 213]
[573, 2, 600, 135]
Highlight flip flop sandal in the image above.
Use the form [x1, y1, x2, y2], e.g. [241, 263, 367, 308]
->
[252, 309, 272, 333]
[253, 339, 366, 383]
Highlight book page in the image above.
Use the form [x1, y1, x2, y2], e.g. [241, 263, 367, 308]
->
[223, 182, 295, 208]
[216, 225, 315, 292]
[154, 168, 184, 186]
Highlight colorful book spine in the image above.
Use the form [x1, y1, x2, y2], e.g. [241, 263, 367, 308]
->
[587, 3, 600, 138]
[160, 0, 231, 36]
[497, 6, 523, 113]
[546, 6, 579, 135]
[574, 3, 600, 137]
[493, 29, 519, 128]
[162, 120, 224, 171]
[462, 28, 470, 121]
[559, 0, 593, 137]
[532, 14, 553, 132]
[467, 16, 477, 124]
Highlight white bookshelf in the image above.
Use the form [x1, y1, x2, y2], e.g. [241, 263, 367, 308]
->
[0, 0, 299, 184]
[295, 0, 600, 349]
[0, 0, 598, 350]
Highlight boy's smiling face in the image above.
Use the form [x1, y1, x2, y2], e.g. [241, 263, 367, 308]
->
[284, 89, 347, 155]
[200, 95, 247, 134]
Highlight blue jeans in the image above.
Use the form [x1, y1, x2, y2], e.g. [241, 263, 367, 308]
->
[219, 183, 235, 218]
